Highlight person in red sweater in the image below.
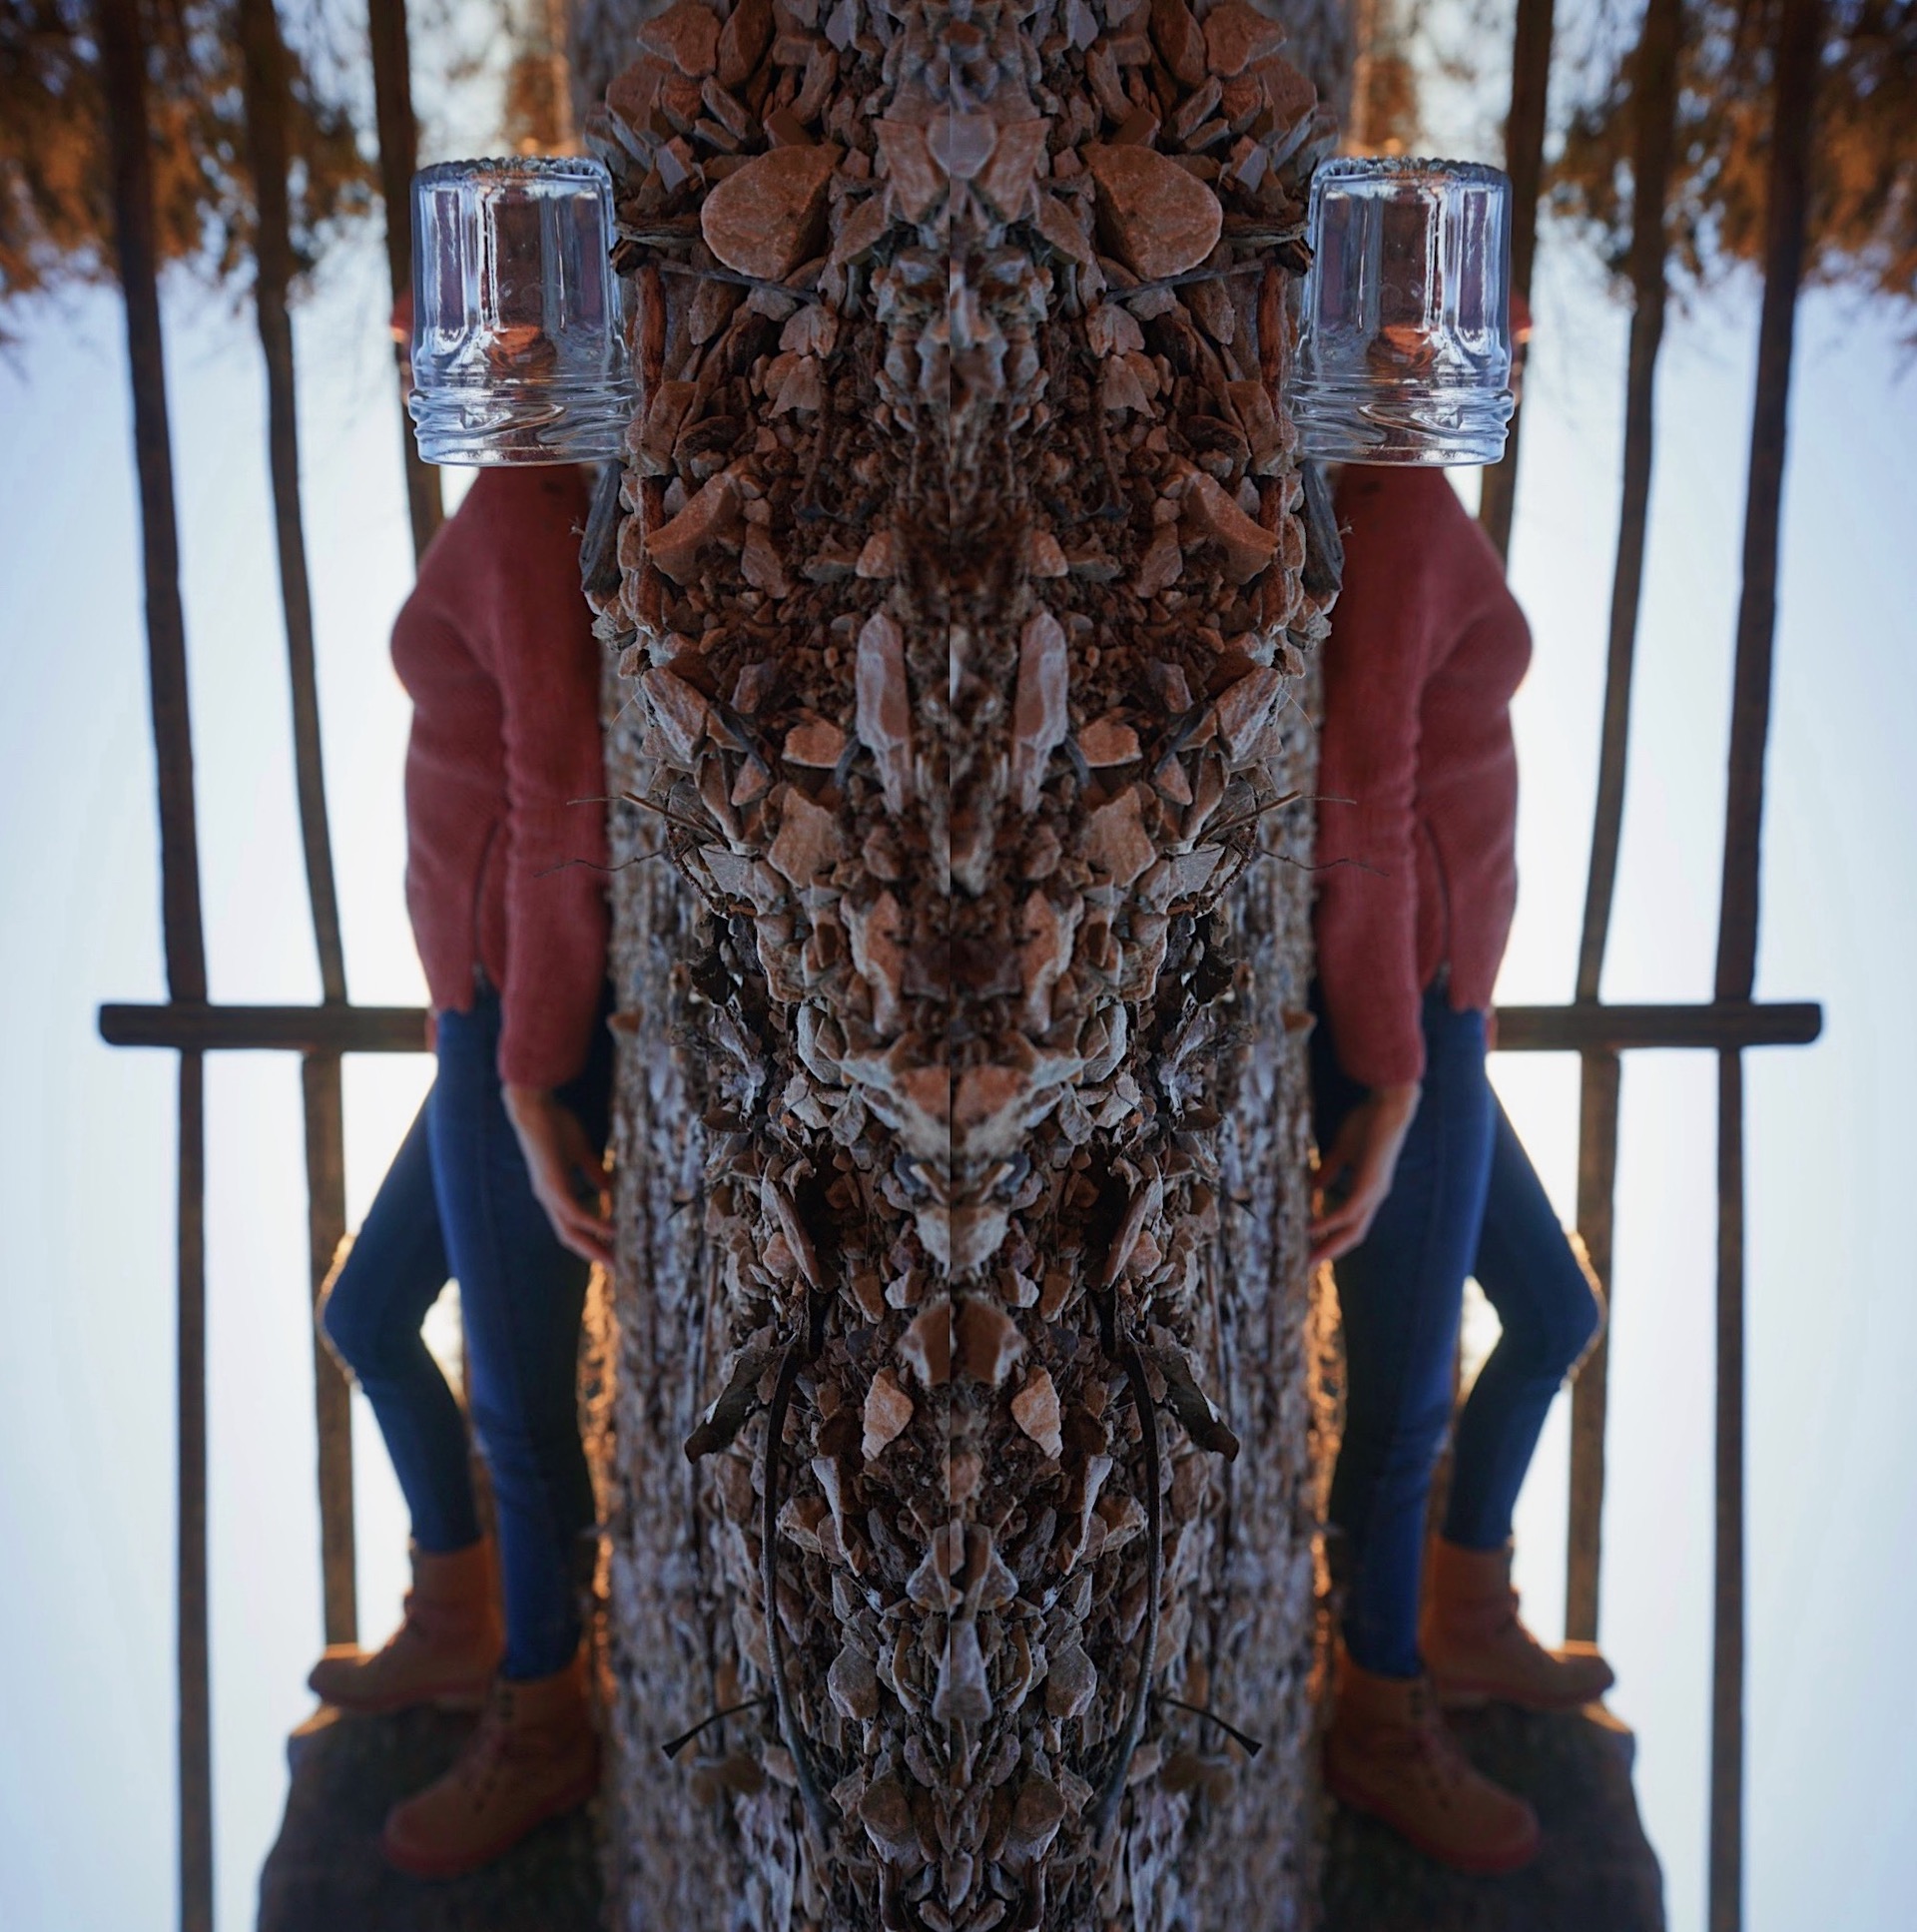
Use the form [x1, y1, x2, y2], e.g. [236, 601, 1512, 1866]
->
[1310, 459, 1613, 1873]
[310, 452, 612, 1878]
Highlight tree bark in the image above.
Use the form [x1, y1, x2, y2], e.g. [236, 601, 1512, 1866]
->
[589, 4, 1344, 1925]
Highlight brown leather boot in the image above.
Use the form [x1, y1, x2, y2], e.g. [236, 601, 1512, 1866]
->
[381, 1647, 600, 1878]
[1421, 1538, 1615, 1711]
[308, 1540, 503, 1715]
[1325, 1647, 1542, 1875]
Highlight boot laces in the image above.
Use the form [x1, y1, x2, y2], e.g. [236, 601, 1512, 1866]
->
[1474, 1580, 1523, 1640]
[1402, 1683, 1474, 1808]
[454, 1681, 520, 1810]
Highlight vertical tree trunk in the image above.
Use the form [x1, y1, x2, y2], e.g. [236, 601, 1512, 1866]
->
[96, 0, 207, 1006]
[1346, 0, 1382, 149]
[1709, 2, 1823, 1926]
[541, 0, 577, 150]
[96, 1, 213, 1925]
[237, 0, 359, 1644]
[1576, 0, 1682, 1003]
[366, 0, 443, 563]
[588, 3, 1344, 1925]
[1564, 0, 1683, 1648]
[1714, 0, 1821, 998]
[1477, 0, 1557, 562]
[237, 0, 347, 1003]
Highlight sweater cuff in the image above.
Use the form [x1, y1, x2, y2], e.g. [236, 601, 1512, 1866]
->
[1328, 1008, 1428, 1092]
[497, 1005, 595, 1091]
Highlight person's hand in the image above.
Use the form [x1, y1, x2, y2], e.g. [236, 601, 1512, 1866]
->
[502, 1084, 613, 1268]
[1309, 1081, 1421, 1268]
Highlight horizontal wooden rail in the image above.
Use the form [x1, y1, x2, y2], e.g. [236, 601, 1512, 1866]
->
[1492, 1001, 1822, 1054]
[99, 1002, 429, 1055]
[100, 998, 1824, 1059]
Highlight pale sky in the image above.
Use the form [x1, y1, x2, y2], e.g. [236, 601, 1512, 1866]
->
[2, 40, 1914, 1932]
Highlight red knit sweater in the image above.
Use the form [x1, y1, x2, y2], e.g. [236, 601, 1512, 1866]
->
[1312, 465, 1532, 1089]
[390, 466, 609, 1089]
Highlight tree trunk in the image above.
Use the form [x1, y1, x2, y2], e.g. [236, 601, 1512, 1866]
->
[366, 0, 443, 563]
[589, 4, 1345, 1925]
[1563, 0, 1682, 1649]
[1575, 0, 1681, 1003]
[237, 0, 359, 1645]
[1709, 3, 1823, 1926]
[97, 3, 213, 1926]
[96, 0, 207, 1006]
[237, 0, 347, 1002]
[1476, 0, 1557, 562]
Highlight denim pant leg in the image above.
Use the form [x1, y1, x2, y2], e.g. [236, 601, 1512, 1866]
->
[1444, 1097, 1605, 1551]
[1320, 993, 1497, 1678]
[319, 1096, 480, 1555]
[427, 995, 609, 1680]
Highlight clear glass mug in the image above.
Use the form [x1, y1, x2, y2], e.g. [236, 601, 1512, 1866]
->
[1289, 158, 1516, 467]
[408, 156, 632, 466]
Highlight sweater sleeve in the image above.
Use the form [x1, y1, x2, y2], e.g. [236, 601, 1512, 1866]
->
[484, 475, 612, 1089]
[1312, 474, 1435, 1089]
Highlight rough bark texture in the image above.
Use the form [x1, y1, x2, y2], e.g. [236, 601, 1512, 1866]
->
[587, 2, 1347, 1925]
[569, 0, 1354, 126]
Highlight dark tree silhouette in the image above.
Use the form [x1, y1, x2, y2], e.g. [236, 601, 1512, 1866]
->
[1553, 0, 1915, 314]
[0, 0, 369, 317]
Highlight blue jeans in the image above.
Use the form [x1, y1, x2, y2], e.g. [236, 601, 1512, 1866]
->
[1312, 983, 1603, 1678]
[321, 988, 612, 1680]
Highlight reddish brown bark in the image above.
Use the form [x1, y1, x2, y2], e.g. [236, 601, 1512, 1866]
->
[590, 3, 1343, 1925]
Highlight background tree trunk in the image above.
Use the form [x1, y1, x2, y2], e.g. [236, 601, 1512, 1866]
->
[236, 0, 359, 1649]
[1564, 0, 1683, 1649]
[583, 3, 1349, 1924]
[1475, 0, 1558, 562]
[1709, 4, 1824, 1923]
[366, 0, 443, 563]
[96, 3, 214, 1925]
